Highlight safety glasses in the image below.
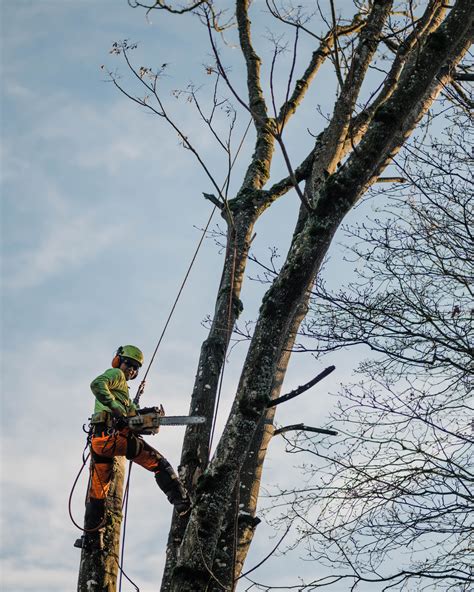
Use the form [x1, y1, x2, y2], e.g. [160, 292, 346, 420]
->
[124, 359, 141, 371]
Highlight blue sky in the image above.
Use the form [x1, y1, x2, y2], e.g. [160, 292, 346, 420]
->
[1, 2, 380, 591]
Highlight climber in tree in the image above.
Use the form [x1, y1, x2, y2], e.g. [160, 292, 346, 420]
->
[75, 344, 190, 550]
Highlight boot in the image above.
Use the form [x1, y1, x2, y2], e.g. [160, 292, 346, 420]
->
[73, 530, 103, 551]
[155, 458, 191, 516]
[74, 498, 106, 549]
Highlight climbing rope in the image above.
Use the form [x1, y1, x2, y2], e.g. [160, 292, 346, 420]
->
[118, 462, 136, 592]
[134, 117, 252, 407]
[69, 425, 106, 533]
[115, 558, 140, 592]
[209, 233, 237, 451]
[68, 446, 92, 532]
[68, 428, 117, 534]
[133, 203, 219, 406]
[73, 119, 252, 591]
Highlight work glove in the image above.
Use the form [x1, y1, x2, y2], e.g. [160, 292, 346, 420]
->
[110, 406, 128, 429]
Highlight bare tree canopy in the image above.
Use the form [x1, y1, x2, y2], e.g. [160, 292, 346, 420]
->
[77, 1, 473, 590]
[269, 111, 473, 591]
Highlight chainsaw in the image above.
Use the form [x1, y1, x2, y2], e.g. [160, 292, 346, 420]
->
[127, 406, 205, 435]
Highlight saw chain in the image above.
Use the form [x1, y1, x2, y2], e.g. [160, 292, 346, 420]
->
[127, 409, 205, 435]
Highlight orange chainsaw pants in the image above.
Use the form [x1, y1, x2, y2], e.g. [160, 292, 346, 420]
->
[88, 428, 164, 500]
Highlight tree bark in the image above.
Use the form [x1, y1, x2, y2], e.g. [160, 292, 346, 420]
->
[160, 206, 253, 589]
[207, 299, 308, 590]
[168, 3, 473, 589]
[206, 0, 474, 584]
[77, 1, 473, 590]
[77, 457, 125, 592]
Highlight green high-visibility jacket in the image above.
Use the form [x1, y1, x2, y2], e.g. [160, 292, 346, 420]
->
[90, 368, 137, 416]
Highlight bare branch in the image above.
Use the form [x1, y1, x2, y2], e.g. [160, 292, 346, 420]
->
[344, 0, 449, 154]
[375, 176, 407, 183]
[454, 72, 474, 80]
[273, 424, 338, 436]
[277, 15, 365, 128]
[128, 0, 208, 12]
[106, 42, 229, 206]
[263, 149, 314, 202]
[329, 0, 344, 89]
[236, 0, 269, 127]
[267, 366, 335, 407]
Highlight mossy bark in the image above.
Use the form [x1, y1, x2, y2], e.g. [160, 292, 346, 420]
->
[79, 2, 472, 591]
[160, 198, 269, 591]
[77, 457, 125, 592]
[167, 3, 473, 589]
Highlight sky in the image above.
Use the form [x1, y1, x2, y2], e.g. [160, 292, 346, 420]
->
[1, 2, 390, 591]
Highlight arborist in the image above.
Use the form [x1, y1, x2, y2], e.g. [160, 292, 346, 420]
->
[75, 344, 190, 550]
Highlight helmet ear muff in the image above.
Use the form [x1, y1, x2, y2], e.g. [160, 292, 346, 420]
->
[112, 346, 124, 368]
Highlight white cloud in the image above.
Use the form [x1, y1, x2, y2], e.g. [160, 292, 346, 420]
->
[0, 333, 193, 592]
[0, 562, 75, 592]
[11, 88, 193, 178]
[33, 100, 158, 176]
[3, 203, 124, 289]
[1, 80, 35, 101]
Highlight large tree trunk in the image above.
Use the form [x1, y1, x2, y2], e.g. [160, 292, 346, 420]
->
[77, 457, 126, 592]
[207, 299, 308, 590]
[160, 205, 259, 590]
[167, 3, 473, 589]
[76, 1, 472, 590]
[170, 199, 345, 592]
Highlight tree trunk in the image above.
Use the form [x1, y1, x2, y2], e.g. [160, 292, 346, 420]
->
[170, 194, 349, 591]
[160, 201, 264, 591]
[207, 294, 310, 589]
[168, 3, 473, 588]
[76, 2, 472, 590]
[77, 457, 126, 592]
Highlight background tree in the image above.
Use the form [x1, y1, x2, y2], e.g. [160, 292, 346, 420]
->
[77, 1, 473, 590]
[264, 110, 473, 591]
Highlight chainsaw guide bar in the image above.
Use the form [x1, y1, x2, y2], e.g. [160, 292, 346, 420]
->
[128, 412, 206, 435]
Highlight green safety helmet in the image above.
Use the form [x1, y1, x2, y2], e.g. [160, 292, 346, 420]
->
[116, 345, 144, 367]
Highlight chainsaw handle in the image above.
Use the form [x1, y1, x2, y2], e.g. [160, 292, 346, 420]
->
[137, 405, 165, 416]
